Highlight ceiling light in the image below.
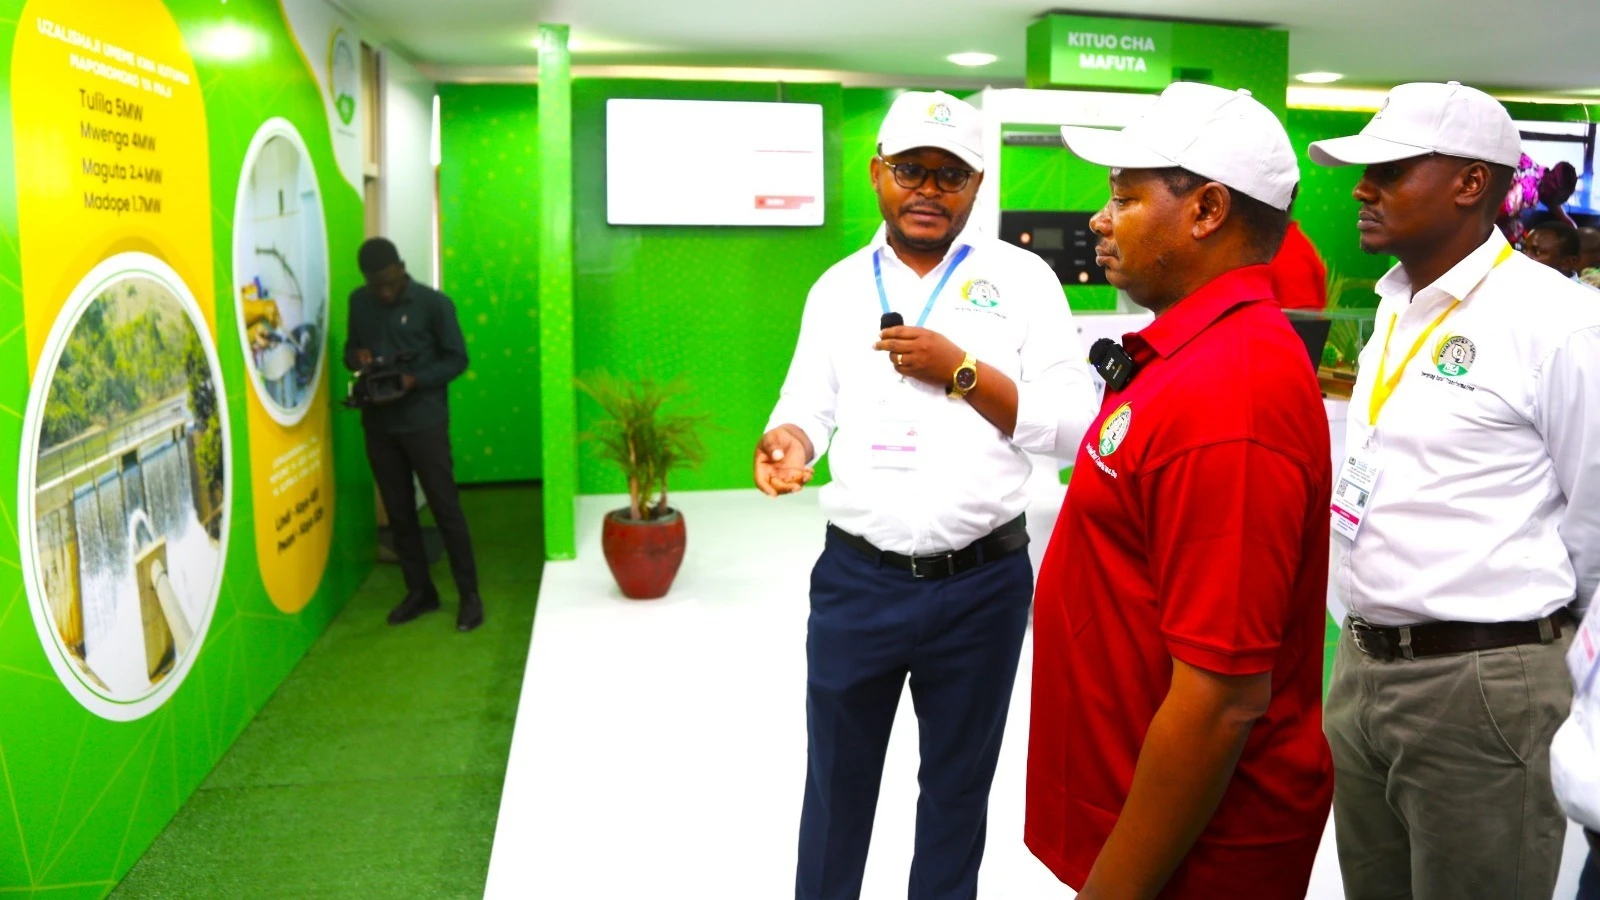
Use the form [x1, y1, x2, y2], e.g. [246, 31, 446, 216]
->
[1295, 71, 1344, 84]
[947, 52, 997, 67]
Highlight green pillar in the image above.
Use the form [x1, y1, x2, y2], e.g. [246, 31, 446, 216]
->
[537, 24, 576, 560]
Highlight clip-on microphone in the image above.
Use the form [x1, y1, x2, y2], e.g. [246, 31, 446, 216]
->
[1089, 338, 1139, 391]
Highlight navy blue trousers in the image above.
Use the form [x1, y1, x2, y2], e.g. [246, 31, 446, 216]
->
[1580, 835, 1600, 900]
[796, 529, 1033, 900]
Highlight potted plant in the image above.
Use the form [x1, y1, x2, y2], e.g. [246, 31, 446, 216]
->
[577, 370, 706, 600]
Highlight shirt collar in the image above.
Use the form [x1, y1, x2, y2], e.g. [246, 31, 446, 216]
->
[870, 221, 982, 270]
[1375, 228, 1510, 304]
[1125, 265, 1273, 362]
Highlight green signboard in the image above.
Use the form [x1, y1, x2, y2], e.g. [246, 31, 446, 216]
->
[1027, 15, 1174, 91]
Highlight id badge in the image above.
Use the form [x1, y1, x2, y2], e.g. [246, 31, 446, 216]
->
[1330, 450, 1382, 541]
[869, 418, 922, 469]
[1569, 605, 1600, 697]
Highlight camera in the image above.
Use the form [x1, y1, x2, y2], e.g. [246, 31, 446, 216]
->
[344, 352, 415, 409]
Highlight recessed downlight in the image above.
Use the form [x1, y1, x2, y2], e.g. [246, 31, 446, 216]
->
[1295, 71, 1345, 84]
[947, 52, 998, 67]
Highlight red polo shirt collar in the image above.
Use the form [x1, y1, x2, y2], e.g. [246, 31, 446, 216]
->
[1124, 264, 1275, 363]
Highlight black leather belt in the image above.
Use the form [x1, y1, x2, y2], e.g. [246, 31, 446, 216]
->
[827, 515, 1029, 580]
[1348, 609, 1572, 661]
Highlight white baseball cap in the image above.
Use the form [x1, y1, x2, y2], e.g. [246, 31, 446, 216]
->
[878, 90, 984, 172]
[1308, 82, 1521, 168]
[1059, 82, 1299, 211]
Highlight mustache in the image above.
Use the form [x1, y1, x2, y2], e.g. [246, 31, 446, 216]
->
[1096, 242, 1117, 259]
[900, 202, 949, 218]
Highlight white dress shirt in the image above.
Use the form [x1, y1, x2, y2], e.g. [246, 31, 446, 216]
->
[766, 224, 1098, 555]
[1333, 229, 1600, 626]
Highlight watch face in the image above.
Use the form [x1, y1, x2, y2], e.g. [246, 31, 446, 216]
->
[955, 367, 978, 391]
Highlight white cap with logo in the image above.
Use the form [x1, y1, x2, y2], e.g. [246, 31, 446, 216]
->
[1059, 81, 1299, 211]
[1309, 82, 1521, 169]
[878, 90, 984, 173]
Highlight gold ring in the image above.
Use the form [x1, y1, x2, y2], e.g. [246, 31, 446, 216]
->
[896, 353, 904, 366]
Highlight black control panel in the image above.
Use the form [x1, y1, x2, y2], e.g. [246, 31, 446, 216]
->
[998, 210, 1105, 286]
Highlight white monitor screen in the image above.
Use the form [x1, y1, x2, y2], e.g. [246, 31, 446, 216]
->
[606, 99, 825, 227]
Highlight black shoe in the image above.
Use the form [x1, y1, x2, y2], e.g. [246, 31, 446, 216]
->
[387, 592, 441, 625]
[457, 593, 484, 632]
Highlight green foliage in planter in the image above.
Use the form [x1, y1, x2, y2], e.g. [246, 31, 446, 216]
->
[577, 370, 708, 522]
[1321, 267, 1380, 371]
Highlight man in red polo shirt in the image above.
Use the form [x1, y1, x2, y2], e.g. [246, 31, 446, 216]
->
[1026, 82, 1333, 899]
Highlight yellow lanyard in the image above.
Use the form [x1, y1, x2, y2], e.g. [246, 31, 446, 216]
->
[1367, 244, 1513, 427]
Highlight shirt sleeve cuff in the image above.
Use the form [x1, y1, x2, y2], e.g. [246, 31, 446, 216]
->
[1165, 634, 1278, 677]
[1011, 381, 1061, 456]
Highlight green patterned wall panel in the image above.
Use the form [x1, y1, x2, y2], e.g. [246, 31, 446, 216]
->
[438, 83, 543, 483]
[570, 79, 845, 496]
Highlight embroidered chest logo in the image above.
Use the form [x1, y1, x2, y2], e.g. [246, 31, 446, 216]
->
[1098, 402, 1132, 457]
[962, 278, 1000, 308]
[1434, 334, 1476, 378]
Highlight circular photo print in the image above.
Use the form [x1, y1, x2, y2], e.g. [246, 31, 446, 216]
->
[233, 118, 329, 427]
[20, 253, 231, 721]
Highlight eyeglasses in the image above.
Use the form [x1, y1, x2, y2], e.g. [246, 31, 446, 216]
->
[878, 157, 975, 193]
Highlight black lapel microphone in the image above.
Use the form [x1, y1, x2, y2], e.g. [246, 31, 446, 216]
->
[1089, 338, 1139, 391]
[880, 312, 903, 331]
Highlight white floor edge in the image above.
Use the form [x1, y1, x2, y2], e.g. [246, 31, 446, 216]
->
[484, 483, 1589, 899]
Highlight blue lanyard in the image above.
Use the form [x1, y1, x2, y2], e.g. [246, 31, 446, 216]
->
[873, 244, 972, 328]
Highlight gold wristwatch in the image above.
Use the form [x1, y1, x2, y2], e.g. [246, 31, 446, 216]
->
[947, 352, 978, 398]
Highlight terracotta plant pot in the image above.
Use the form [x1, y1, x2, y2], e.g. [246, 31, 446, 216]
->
[601, 507, 686, 600]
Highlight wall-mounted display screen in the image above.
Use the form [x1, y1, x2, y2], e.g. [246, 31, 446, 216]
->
[998, 210, 1106, 285]
[606, 99, 824, 227]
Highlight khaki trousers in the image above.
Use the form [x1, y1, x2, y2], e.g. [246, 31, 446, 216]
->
[1324, 620, 1573, 899]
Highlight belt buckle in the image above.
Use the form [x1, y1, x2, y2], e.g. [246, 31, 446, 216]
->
[911, 552, 954, 579]
[1350, 619, 1395, 661]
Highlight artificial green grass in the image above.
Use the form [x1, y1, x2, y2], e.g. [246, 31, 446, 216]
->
[111, 486, 543, 899]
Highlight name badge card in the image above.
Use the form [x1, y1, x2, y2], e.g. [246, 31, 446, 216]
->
[869, 418, 922, 469]
[1331, 451, 1382, 541]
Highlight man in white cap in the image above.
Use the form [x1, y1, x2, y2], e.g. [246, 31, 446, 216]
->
[1311, 81, 1600, 898]
[754, 90, 1098, 899]
[1026, 82, 1333, 899]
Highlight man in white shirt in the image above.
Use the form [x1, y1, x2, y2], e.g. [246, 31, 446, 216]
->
[753, 90, 1097, 900]
[1311, 81, 1600, 899]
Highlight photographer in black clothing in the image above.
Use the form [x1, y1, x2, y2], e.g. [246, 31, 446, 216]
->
[345, 237, 482, 632]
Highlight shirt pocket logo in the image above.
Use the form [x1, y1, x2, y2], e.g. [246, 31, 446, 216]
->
[1434, 333, 1476, 378]
[962, 278, 1001, 308]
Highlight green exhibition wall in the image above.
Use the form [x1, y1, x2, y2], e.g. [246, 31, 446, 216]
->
[569, 78, 847, 496]
[438, 83, 544, 484]
[0, 0, 371, 894]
